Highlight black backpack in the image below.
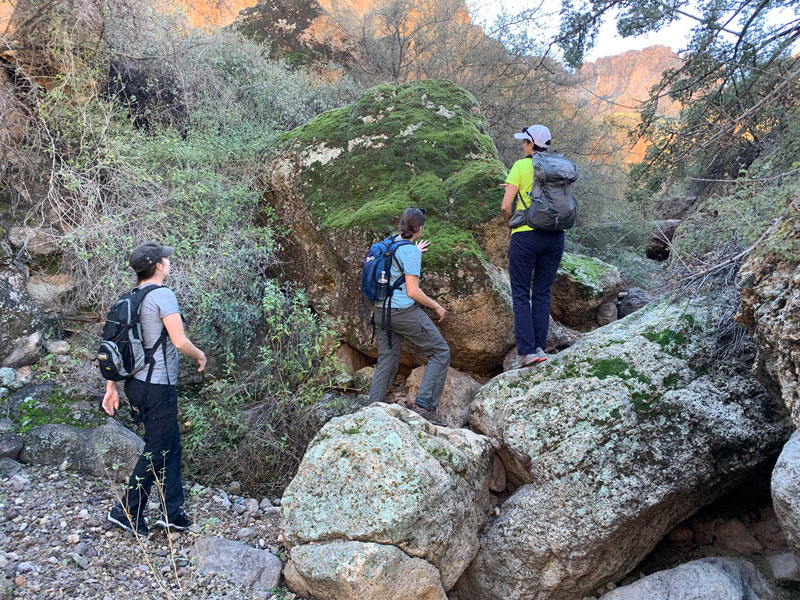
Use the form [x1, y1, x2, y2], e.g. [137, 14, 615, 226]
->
[509, 151, 579, 231]
[97, 284, 168, 385]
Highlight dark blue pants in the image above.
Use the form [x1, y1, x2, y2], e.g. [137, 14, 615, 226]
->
[508, 230, 565, 354]
[122, 378, 184, 519]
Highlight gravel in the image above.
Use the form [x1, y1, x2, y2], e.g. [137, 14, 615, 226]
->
[1, 462, 293, 599]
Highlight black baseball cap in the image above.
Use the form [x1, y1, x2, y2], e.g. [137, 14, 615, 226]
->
[129, 241, 174, 272]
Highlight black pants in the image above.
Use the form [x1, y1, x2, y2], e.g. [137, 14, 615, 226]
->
[508, 230, 565, 354]
[122, 378, 184, 519]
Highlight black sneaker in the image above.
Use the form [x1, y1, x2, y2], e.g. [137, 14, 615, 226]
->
[107, 505, 149, 537]
[410, 404, 446, 427]
[154, 508, 192, 531]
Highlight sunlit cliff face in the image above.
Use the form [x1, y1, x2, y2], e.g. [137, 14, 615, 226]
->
[173, 0, 261, 27]
[176, 0, 377, 28]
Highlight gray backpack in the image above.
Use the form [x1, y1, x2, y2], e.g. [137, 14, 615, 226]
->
[508, 151, 579, 231]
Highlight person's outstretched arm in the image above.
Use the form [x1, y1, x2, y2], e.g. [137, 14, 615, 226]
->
[162, 313, 206, 372]
[405, 275, 446, 322]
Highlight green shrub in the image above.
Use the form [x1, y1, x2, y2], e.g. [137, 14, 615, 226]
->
[181, 282, 350, 495]
[11, 11, 356, 360]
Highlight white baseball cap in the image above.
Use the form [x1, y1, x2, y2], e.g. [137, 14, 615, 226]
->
[514, 124, 551, 147]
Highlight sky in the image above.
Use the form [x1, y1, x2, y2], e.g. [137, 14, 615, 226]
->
[474, 0, 695, 61]
[475, 0, 798, 61]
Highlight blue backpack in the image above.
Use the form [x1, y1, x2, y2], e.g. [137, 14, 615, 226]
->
[361, 236, 412, 347]
[361, 236, 412, 302]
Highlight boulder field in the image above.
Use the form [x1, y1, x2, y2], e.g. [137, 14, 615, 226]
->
[281, 292, 791, 599]
[263, 79, 622, 373]
[458, 295, 790, 599]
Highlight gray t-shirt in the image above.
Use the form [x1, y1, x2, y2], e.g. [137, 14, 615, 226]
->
[133, 286, 180, 385]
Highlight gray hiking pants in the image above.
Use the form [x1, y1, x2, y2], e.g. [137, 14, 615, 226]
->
[368, 304, 451, 410]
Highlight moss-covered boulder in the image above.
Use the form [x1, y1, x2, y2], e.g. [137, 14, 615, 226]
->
[263, 80, 514, 371]
[551, 251, 623, 328]
[457, 294, 790, 600]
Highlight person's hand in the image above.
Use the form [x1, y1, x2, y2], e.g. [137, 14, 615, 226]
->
[196, 352, 207, 373]
[499, 183, 509, 188]
[434, 303, 447, 322]
[102, 386, 119, 416]
[416, 239, 430, 253]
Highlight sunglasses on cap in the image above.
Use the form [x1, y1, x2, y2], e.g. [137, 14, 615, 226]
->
[410, 207, 427, 221]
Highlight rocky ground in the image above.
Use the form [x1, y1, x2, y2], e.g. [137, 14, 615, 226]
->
[1, 460, 296, 600]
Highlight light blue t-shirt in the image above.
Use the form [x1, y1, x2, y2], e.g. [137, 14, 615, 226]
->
[375, 237, 421, 309]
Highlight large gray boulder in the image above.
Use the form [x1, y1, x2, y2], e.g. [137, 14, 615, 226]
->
[19, 419, 143, 480]
[599, 558, 776, 600]
[457, 296, 790, 600]
[285, 541, 447, 600]
[406, 366, 482, 428]
[0, 243, 43, 367]
[771, 432, 800, 553]
[282, 403, 492, 593]
[192, 537, 282, 592]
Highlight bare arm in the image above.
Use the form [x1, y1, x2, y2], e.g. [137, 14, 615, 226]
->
[102, 380, 119, 416]
[162, 313, 206, 372]
[501, 183, 519, 223]
[405, 275, 446, 322]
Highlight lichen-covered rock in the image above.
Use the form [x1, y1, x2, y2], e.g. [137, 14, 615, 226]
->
[232, 0, 358, 67]
[0, 432, 23, 460]
[263, 80, 514, 372]
[406, 366, 482, 428]
[192, 537, 282, 592]
[8, 226, 60, 255]
[26, 272, 76, 313]
[771, 432, 800, 553]
[19, 419, 143, 480]
[0, 242, 44, 368]
[598, 558, 776, 600]
[281, 403, 492, 591]
[285, 541, 447, 600]
[458, 296, 789, 600]
[737, 235, 800, 432]
[550, 251, 623, 328]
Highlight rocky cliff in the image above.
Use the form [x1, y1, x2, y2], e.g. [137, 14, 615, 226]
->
[577, 45, 682, 117]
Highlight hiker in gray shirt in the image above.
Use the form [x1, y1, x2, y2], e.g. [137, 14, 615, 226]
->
[102, 241, 206, 537]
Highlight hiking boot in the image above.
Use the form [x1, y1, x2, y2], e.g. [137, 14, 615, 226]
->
[107, 504, 149, 537]
[410, 404, 446, 426]
[510, 353, 539, 370]
[154, 507, 193, 531]
[535, 347, 548, 363]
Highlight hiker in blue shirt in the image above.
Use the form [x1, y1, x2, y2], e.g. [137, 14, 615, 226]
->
[368, 207, 450, 425]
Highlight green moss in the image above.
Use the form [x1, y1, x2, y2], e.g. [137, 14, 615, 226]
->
[590, 358, 652, 386]
[642, 329, 688, 357]
[16, 388, 104, 434]
[557, 252, 618, 295]
[662, 373, 680, 389]
[278, 80, 505, 275]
